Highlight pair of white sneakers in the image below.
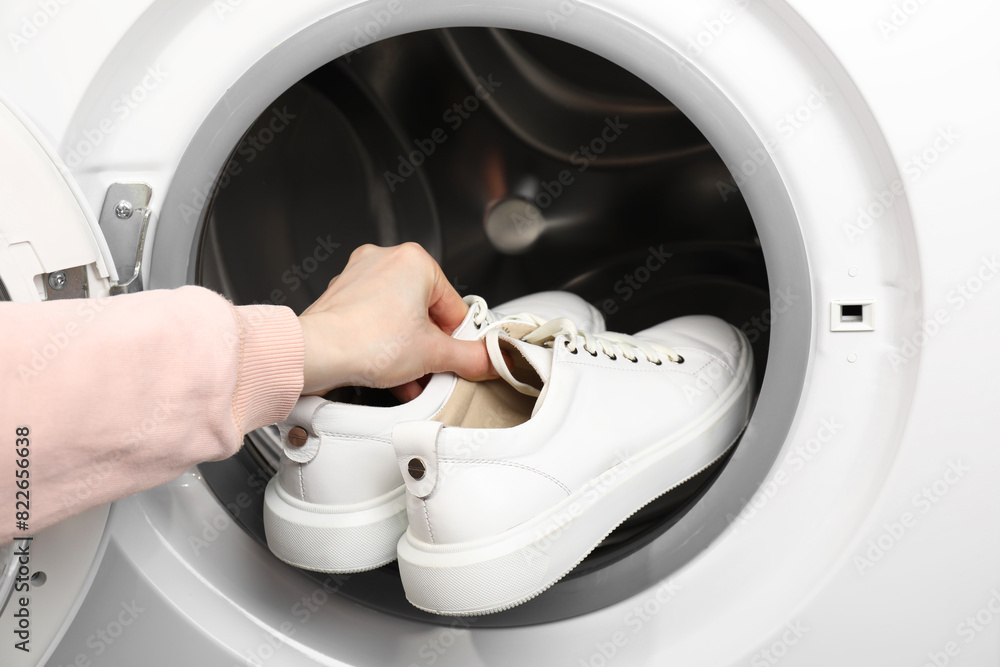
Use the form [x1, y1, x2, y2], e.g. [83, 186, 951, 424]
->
[263, 291, 753, 616]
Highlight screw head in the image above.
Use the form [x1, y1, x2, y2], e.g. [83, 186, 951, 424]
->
[407, 458, 426, 480]
[287, 427, 308, 448]
[47, 271, 67, 290]
[114, 200, 134, 219]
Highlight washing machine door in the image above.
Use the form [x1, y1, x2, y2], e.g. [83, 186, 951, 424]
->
[0, 98, 122, 302]
[0, 98, 116, 665]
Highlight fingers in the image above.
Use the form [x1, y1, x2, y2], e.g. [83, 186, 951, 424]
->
[425, 262, 469, 335]
[426, 335, 494, 382]
[298, 242, 488, 395]
[391, 380, 424, 403]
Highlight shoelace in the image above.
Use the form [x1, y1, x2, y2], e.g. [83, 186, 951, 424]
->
[468, 296, 494, 328]
[521, 317, 684, 365]
[483, 316, 685, 397]
[467, 295, 550, 331]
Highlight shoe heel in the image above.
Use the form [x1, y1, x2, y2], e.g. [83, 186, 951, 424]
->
[263, 478, 407, 573]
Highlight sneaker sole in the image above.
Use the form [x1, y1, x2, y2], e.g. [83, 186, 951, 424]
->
[263, 479, 407, 574]
[397, 329, 754, 615]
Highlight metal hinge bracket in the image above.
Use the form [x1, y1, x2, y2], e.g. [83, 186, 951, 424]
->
[98, 182, 152, 296]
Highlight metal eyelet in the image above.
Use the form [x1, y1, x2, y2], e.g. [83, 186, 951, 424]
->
[564, 340, 578, 354]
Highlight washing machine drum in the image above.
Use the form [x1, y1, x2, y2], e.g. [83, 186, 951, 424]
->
[198, 26, 769, 626]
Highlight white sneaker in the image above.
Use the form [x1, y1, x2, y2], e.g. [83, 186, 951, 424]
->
[392, 314, 754, 615]
[263, 293, 605, 573]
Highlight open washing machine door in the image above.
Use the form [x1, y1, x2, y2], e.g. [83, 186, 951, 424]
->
[0, 98, 118, 665]
[1, 0, 997, 665]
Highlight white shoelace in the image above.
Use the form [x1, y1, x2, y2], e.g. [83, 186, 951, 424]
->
[481, 314, 684, 397]
[520, 317, 684, 365]
[467, 296, 494, 328]
[467, 295, 550, 331]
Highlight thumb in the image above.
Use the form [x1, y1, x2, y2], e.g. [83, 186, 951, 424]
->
[427, 335, 495, 381]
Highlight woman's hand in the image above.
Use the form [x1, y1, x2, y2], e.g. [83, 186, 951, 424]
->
[298, 243, 492, 399]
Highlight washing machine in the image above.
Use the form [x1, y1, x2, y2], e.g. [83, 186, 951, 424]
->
[1, 0, 998, 664]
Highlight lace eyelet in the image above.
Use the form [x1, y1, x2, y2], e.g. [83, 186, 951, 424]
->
[609, 355, 617, 361]
[629, 357, 638, 363]
[673, 355, 685, 364]
[653, 359, 663, 366]
[563, 340, 579, 355]
[588, 350, 598, 357]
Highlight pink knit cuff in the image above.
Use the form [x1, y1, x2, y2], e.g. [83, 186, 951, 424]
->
[231, 303, 304, 434]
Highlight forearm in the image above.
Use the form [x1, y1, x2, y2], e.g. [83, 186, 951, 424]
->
[0, 286, 304, 544]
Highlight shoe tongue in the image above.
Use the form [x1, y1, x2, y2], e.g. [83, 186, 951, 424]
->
[503, 337, 554, 386]
[487, 321, 554, 397]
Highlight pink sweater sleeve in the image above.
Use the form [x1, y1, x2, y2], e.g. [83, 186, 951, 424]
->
[0, 285, 304, 544]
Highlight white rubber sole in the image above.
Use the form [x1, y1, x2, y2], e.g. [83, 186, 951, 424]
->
[397, 333, 754, 615]
[263, 478, 407, 574]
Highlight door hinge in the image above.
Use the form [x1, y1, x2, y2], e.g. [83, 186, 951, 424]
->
[98, 182, 152, 296]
